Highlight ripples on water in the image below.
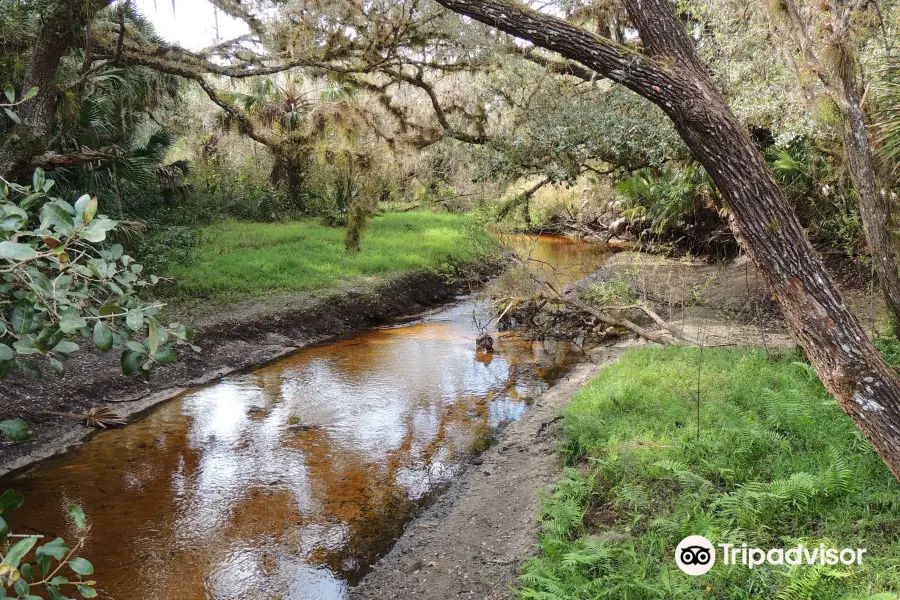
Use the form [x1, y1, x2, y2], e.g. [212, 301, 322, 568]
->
[0, 235, 607, 600]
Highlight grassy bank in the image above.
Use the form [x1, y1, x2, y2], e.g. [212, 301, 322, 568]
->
[164, 212, 493, 302]
[520, 348, 900, 600]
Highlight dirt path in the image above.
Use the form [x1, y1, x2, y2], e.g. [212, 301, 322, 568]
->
[351, 347, 624, 600]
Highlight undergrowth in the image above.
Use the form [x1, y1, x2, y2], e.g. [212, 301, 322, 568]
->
[519, 348, 900, 600]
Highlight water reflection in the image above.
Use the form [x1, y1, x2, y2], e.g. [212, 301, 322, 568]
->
[0, 235, 606, 600]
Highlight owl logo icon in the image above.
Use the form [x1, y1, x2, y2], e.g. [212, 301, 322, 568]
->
[675, 535, 716, 575]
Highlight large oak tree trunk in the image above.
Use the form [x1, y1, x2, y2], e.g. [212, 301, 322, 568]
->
[432, 0, 900, 480]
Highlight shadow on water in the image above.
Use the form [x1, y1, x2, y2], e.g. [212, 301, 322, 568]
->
[0, 235, 607, 600]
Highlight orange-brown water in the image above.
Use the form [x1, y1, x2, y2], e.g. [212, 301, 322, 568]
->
[0, 235, 606, 600]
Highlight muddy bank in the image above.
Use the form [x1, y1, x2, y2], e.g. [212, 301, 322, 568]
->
[0, 267, 494, 476]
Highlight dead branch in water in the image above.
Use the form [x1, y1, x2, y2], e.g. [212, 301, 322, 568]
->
[555, 295, 687, 346]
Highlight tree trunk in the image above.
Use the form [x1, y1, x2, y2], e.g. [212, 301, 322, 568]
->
[432, 0, 900, 480]
[0, 0, 111, 180]
[839, 66, 900, 327]
[776, 0, 900, 329]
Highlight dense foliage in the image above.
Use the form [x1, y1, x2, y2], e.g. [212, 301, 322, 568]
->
[0, 170, 196, 383]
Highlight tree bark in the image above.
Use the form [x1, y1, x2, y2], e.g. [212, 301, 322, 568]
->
[838, 56, 900, 327]
[0, 0, 112, 180]
[432, 0, 900, 480]
[774, 0, 900, 327]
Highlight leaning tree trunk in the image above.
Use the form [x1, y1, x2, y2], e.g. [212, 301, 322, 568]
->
[432, 0, 900, 480]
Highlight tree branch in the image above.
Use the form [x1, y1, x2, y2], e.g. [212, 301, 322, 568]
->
[431, 0, 676, 104]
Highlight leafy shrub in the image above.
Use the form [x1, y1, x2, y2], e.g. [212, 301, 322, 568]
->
[766, 139, 863, 253]
[0, 493, 98, 599]
[581, 280, 634, 307]
[0, 169, 195, 382]
[618, 164, 716, 235]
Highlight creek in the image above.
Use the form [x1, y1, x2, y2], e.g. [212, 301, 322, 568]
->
[0, 235, 607, 600]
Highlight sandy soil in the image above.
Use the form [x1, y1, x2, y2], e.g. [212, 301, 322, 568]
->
[577, 251, 887, 342]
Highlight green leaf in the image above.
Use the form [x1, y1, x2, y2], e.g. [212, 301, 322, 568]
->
[0, 359, 14, 379]
[73, 194, 90, 216]
[48, 576, 68, 585]
[0, 516, 8, 539]
[13, 577, 28, 597]
[3, 86, 13, 103]
[59, 315, 87, 334]
[125, 309, 143, 331]
[40, 201, 75, 235]
[67, 505, 87, 531]
[68, 558, 93, 576]
[11, 302, 38, 334]
[12, 341, 40, 356]
[36, 538, 68, 563]
[0, 490, 24, 511]
[0, 344, 11, 361]
[153, 347, 177, 364]
[148, 318, 160, 355]
[124, 341, 146, 354]
[22, 87, 37, 101]
[50, 341, 79, 355]
[0, 241, 37, 261]
[19, 562, 33, 582]
[15, 359, 41, 380]
[77, 585, 97, 599]
[0, 419, 31, 442]
[92, 322, 113, 352]
[121, 349, 143, 376]
[1, 536, 37, 567]
[98, 303, 120, 317]
[32, 169, 44, 194]
[3, 108, 20, 124]
[73, 195, 98, 224]
[48, 357, 64, 375]
[34, 325, 64, 353]
[80, 218, 116, 243]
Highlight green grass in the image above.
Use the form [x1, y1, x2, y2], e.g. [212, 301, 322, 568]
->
[164, 212, 493, 300]
[520, 348, 900, 600]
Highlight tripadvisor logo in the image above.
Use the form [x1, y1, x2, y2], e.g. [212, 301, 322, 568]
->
[675, 536, 867, 576]
[675, 535, 716, 575]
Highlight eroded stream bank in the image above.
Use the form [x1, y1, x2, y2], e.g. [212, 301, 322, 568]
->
[0, 235, 608, 600]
